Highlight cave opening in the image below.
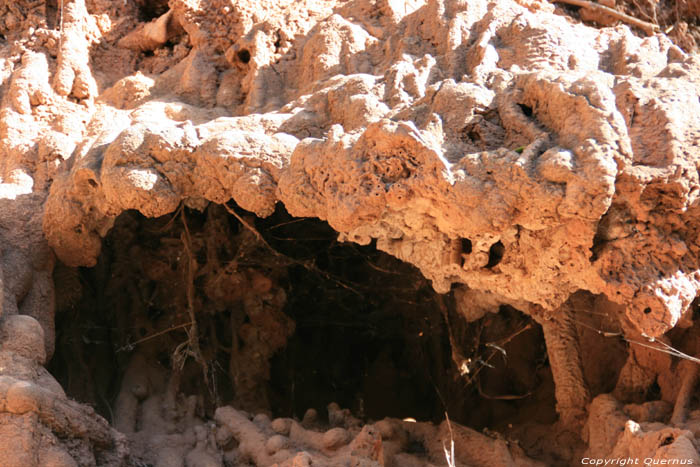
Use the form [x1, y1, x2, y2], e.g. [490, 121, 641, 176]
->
[48, 201, 554, 438]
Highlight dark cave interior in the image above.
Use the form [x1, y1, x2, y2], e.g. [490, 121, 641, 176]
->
[48, 202, 556, 433]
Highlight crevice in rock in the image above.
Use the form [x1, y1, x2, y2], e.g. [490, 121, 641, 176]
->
[47, 202, 561, 464]
[48, 203, 458, 420]
[517, 103, 533, 117]
[45, 0, 59, 30]
[485, 241, 505, 269]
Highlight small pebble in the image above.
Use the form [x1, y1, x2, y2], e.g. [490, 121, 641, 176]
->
[266, 434, 288, 454]
[292, 451, 312, 467]
[271, 418, 292, 435]
[322, 427, 350, 449]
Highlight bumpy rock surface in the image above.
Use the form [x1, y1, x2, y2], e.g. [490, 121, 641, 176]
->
[1, 0, 699, 465]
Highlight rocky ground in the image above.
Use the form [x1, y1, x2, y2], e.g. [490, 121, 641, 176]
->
[1, 0, 700, 465]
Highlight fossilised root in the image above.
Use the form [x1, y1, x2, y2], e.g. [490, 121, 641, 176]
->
[552, 0, 660, 35]
[0, 375, 123, 450]
[213, 406, 384, 466]
[214, 403, 544, 467]
[585, 393, 700, 463]
[215, 407, 277, 465]
[670, 336, 700, 426]
[612, 317, 673, 403]
[534, 304, 590, 430]
[118, 10, 184, 52]
[670, 359, 699, 425]
[53, 0, 98, 100]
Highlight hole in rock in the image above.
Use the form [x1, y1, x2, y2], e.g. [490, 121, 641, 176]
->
[660, 436, 675, 447]
[48, 203, 554, 442]
[644, 306, 652, 314]
[648, 380, 661, 400]
[517, 103, 533, 117]
[134, 0, 170, 22]
[589, 231, 604, 262]
[237, 49, 251, 64]
[458, 238, 472, 268]
[461, 238, 472, 255]
[485, 241, 505, 268]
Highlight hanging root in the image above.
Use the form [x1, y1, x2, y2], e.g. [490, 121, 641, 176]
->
[180, 208, 210, 390]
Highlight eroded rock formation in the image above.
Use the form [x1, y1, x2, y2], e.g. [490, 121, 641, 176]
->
[0, 0, 699, 465]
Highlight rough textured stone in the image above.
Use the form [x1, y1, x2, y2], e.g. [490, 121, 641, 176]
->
[0, 0, 698, 464]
